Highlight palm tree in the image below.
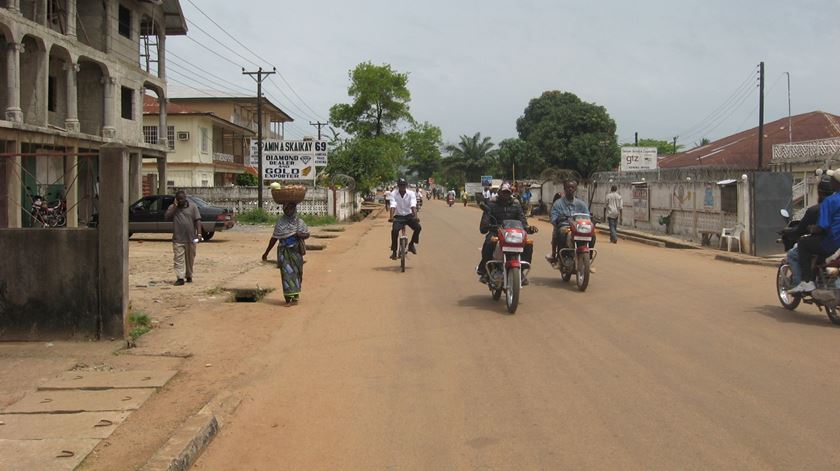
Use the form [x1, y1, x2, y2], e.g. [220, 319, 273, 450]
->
[442, 133, 498, 182]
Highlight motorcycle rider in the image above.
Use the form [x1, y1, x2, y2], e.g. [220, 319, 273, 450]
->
[546, 179, 596, 266]
[786, 175, 834, 286]
[477, 182, 538, 285]
[790, 171, 840, 293]
[388, 178, 422, 259]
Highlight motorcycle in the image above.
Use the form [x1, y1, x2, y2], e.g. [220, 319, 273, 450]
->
[447, 195, 454, 207]
[776, 208, 840, 325]
[29, 192, 67, 228]
[482, 219, 533, 314]
[548, 213, 597, 291]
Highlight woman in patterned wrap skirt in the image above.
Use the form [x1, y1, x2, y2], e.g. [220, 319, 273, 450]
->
[262, 202, 310, 305]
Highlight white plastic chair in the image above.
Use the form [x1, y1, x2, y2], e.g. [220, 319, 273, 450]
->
[719, 224, 743, 252]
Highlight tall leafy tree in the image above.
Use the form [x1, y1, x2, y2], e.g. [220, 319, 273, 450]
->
[516, 91, 619, 178]
[329, 62, 414, 138]
[403, 122, 443, 180]
[327, 62, 418, 192]
[443, 133, 498, 182]
[497, 138, 544, 180]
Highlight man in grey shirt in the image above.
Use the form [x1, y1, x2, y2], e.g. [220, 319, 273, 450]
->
[605, 185, 623, 243]
[165, 190, 202, 285]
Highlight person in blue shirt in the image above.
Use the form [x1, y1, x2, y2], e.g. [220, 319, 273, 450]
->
[790, 172, 840, 293]
[546, 180, 595, 264]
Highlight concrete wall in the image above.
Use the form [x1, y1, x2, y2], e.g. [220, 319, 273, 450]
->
[0, 228, 100, 340]
[174, 186, 359, 220]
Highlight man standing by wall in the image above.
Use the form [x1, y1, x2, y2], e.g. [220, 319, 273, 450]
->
[165, 190, 202, 286]
[605, 185, 623, 243]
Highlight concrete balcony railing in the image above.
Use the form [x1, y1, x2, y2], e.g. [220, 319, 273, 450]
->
[213, 152, 235, 163]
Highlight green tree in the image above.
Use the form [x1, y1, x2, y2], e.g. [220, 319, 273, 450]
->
[623, 138, 684, 156]
[235, 173, 258, 186]
[329, 62, 414, 138]
[442, 132, 498, 182]
[327, 62, 420, 192]
[497, 138, 544, 180]
[516, 91, 619, 178]
[403, 122, 443, 180]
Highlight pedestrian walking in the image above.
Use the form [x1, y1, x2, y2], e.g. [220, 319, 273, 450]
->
[262, 202, 310, 305]
[605, 185, 623, 243]
[165, 190, 202, 285]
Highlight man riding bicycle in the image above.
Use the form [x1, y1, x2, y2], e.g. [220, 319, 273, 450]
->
[389, 178, 422, 260]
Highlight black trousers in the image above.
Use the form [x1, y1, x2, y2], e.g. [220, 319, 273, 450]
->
[391, 216, 421, 251]
[477, 233, 534, 275]
[798, 235, 829, 282]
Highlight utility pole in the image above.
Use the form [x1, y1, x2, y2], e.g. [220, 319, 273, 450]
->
[785, 71, 792, 143]
[758, 61, 765, 169]
[309, 121, 328, 140]
[672, 136, 678, 154]
[634, 132, 638, 146]
[243, 67, 276, 209]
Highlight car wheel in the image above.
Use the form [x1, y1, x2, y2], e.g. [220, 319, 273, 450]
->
[202, 231, 214, 241]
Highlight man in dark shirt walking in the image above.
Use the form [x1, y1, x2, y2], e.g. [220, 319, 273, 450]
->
[165, 190, 202, 285]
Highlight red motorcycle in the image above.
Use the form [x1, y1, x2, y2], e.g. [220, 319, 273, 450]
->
[549, 213, 596, 291]
[447, 195, 454, 207]
[483, 219, 533, 314]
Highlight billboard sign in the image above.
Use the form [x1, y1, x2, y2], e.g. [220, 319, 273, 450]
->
[620, 147, 658, 171]
[252, 140, 316, 181]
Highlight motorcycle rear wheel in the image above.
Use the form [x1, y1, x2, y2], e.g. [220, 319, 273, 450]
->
[576, 254, 590, 292]
[826, 305, 840, 325]
[506, 267, 520, 314]
[775, 264, 800, 310]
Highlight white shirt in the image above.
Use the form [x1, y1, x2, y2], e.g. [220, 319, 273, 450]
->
[606, 191, 623, 219]
[390, 189, 417, 216]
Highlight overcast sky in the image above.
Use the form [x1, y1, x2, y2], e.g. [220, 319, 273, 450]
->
[167, 0, 840, 147]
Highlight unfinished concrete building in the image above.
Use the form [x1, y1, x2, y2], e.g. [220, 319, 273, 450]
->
[0, 0, 187, 340]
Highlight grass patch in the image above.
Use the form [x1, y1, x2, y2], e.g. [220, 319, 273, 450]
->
[205, 287, 226, 296]
[128, 312, 152, 342]
[237, 208, 278, 224]
[237, 210, 338, 227]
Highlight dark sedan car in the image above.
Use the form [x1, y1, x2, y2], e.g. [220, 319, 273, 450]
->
[126, 195, 235, 240]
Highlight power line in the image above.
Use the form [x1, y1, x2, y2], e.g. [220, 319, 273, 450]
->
[184, 18, 259, 69]
[676, 67, 758, 139]
[183, 0, 326, 121]
[183, 35, 244, 69]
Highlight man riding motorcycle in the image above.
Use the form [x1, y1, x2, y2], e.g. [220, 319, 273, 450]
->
[790, 171, 840, 293]
[546, 179, 596, 266]
[786, 175, 834, 285]
[477, 182, 538, 285]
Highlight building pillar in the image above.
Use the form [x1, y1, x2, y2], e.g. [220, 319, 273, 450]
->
[103, 0, 114, 53]
[64, 61, 80, 132]
[36, 0, 48, 25]
[157, 33, 166, 80]
[5, 141, 22, 228]
[5, 42, 22, 123]
[158, 95, 167, 149]
[97, 144, 128, 340]
[102, 76, 116, 139]
[9, 0, 20, 13]
[65, 0, 77, 38]
[157, 157, 167, 194]
[64, 148, 78, 227]
[128, 152, 141, 203]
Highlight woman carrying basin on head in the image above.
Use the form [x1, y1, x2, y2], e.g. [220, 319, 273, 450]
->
[262, 202, 310, 305]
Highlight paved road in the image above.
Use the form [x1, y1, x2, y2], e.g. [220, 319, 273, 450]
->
[195, 200, 840, 470]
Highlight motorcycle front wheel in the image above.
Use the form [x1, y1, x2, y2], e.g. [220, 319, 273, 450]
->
[576, 253, 590, 292]
[506, 267, 520, 314]
[825, 305, 840, 325]
[776, 263, 800, 310]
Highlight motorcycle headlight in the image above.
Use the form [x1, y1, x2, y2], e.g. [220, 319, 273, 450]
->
[504, 232, 524, 244]
[576, 224, 592, 234]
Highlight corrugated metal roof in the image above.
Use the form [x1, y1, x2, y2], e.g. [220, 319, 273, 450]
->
[658, 111, 840, 169]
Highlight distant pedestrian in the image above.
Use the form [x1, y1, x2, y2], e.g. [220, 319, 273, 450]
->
[262, 202, 310, 305]
[522, 186, 532, 215]
[165, 190, 202, 285]
[384, 187, 393, 210]
[605, 185, 623, 243]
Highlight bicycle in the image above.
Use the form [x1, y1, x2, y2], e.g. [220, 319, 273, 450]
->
[398, 225, 409, 272]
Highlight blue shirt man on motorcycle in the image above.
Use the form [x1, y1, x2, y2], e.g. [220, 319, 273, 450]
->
[790, 172, 840, 293]
[477, 182, 538, 284]
[547, 180, 595, 265]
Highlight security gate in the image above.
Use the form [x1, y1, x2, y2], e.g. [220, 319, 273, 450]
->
[752, 171, 792, 257]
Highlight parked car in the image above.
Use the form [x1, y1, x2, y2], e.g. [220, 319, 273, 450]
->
[89, 195, 235, 240]
[129, 195, 235, 240]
